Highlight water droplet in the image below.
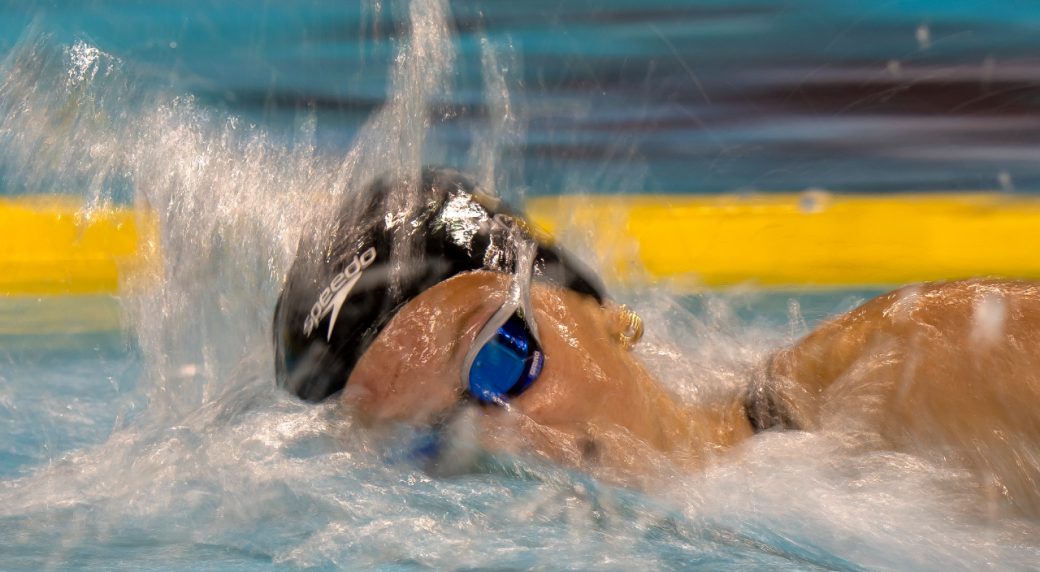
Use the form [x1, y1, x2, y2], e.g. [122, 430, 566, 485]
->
[65, 40, 102, 86]
[998, 170, 1014, 193]
[798, 189, 828, 214]
[981, 57, 996, 89]
[915, 24, 931, 50]
[972, 292, 1007, 346]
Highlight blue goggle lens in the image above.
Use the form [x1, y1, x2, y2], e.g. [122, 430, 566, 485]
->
[468, 314, 543, 404]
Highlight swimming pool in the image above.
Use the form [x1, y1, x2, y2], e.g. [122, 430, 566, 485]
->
[3, 1, 1040, 569]
[7, 289, 1040, 570]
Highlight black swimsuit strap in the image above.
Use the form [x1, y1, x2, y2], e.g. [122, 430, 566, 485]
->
[744, 353, 802, 433]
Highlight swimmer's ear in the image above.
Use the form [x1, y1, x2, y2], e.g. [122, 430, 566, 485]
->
[604, 304, 644, 351]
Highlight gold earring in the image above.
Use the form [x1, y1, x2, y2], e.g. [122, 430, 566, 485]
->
[614, 305, 644, 350]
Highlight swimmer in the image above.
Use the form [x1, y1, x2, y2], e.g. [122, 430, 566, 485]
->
[273, 167, 1040, 516]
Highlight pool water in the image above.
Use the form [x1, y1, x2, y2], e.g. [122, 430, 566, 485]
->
[5, 290, 1040, 570]
[3, 1, 1040, 569]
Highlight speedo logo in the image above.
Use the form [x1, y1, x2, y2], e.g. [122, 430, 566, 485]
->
[303, 246, 377, 341]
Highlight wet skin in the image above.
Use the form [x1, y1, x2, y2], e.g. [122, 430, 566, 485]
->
[344, 273, 1040, 513]
[344, 270, 752, 475]
[769, 279, 1040, 515]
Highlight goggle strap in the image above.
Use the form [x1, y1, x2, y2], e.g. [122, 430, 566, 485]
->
[514, 240, 542, 345]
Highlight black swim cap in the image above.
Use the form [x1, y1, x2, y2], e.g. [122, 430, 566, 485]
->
[273, 167, 606, 402]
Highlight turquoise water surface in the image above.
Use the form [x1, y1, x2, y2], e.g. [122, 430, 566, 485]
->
[2, 1, 1040, 570]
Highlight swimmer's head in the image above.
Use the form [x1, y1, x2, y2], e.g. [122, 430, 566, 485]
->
[273, 167, 605, 402]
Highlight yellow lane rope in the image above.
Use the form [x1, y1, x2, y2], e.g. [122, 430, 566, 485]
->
[527, 192, 1040, 288]
[0, 195, 156, 295]
[3, 192, 1040, 295]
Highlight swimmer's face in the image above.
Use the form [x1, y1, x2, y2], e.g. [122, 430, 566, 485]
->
[343, 271, 702, 475]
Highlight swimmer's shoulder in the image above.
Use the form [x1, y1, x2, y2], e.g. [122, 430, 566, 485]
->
[754, 278, 1040, 433]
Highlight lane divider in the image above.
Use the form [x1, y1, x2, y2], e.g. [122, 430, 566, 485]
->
[4, 192, 1039, 295]
[0, 195, 156, 295]
[527, 192, 1040, 288]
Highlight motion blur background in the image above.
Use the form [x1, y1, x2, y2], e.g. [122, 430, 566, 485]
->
[4, 0, 1039, 195]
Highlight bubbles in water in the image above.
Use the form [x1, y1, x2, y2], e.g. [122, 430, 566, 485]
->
[65, 41, 106, 87]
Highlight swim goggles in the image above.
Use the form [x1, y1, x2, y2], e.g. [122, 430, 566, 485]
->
[460, 238, 544, 405]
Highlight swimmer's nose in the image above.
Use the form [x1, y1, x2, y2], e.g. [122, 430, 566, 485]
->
[341, 378, 455, 426]
[343, 350, 463, 425]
